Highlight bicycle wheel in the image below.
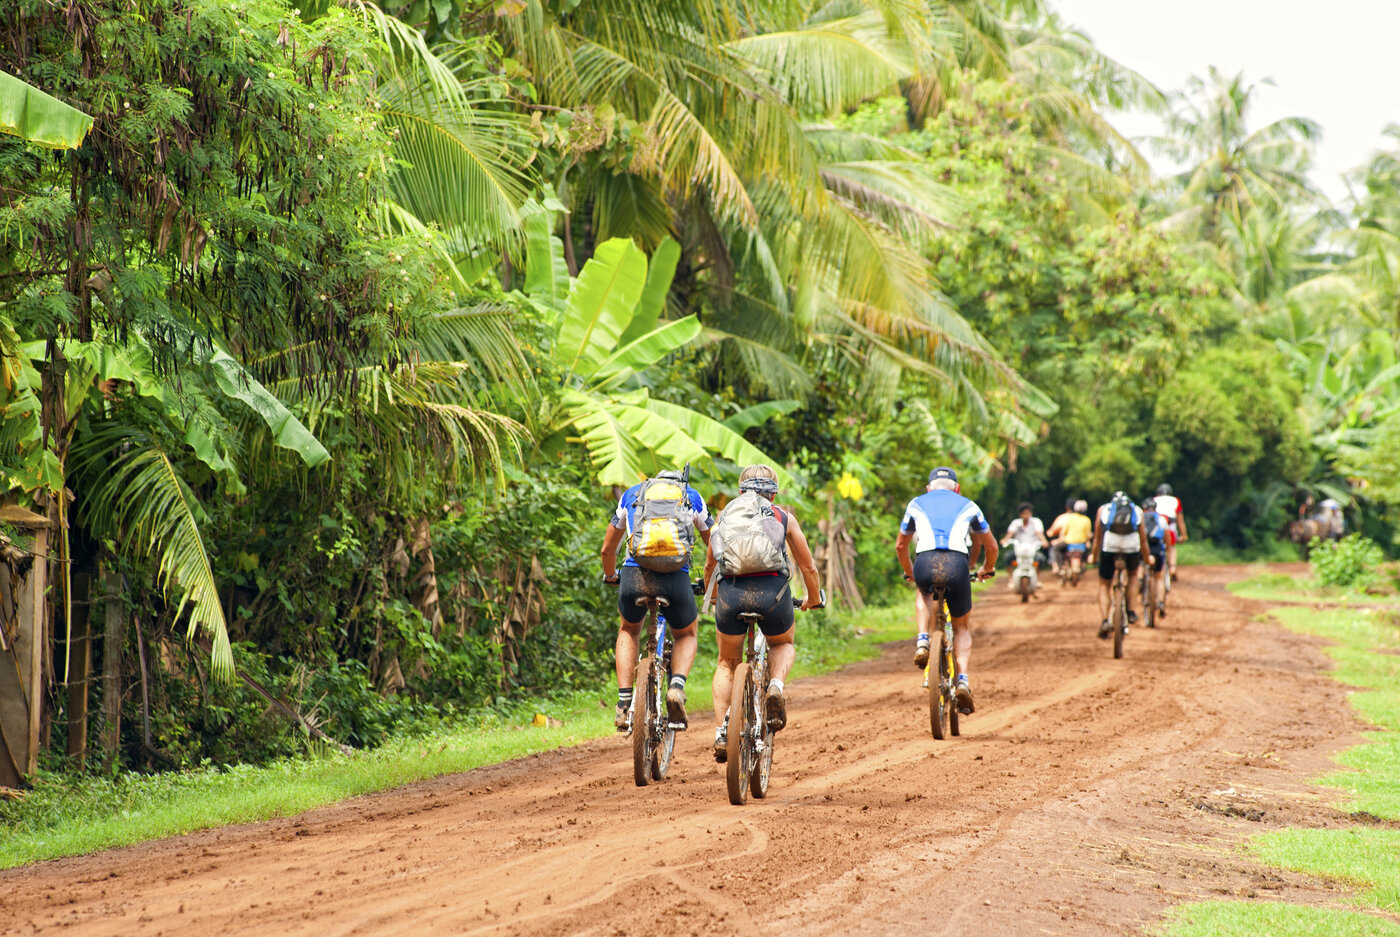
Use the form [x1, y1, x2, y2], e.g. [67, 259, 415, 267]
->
[1018, 576, 1031, 603]
[1141, 573, 1156, 630]
[928, 636, 948, 740]
[751, 671, 775, 799]
[726, 662, 755, 805]
[632, 661, 654, 787]
[1112, 587, 1125, 659]
[650, 661, 675, 780]
[945, 637, 960, 737]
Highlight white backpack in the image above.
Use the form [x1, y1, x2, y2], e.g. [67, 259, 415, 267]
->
[709, 491, 789, 577]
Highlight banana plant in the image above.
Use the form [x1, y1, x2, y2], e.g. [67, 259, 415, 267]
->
[0, 71, 93, 149]
[525, 215, 794, 486]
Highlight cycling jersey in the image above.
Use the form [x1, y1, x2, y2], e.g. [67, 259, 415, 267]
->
[611, 482, 712, 571]
[900, 490, 988, 555]
[1049, 511, 1092, 544]
[1155, 495, 1182, 527]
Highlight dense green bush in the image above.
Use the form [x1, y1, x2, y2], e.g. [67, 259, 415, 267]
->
[1310, 535, 1386, 589]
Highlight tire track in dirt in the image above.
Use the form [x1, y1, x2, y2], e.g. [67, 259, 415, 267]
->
[0, 564, 1370, 936]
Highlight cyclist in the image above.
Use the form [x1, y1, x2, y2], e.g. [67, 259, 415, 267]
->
[1001, 502, 1049, 591]
[600, 470, 712, 732]
[1152, 484, 1187, 579]
[703, 464, 822, 762]
[1046, 497, 1092, 582]
[1090, 491, 1153, 640]
[895, 467, 998, 714]
[1141, 496, 1169, 618]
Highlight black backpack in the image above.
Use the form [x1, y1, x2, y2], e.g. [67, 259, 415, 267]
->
[1107, 495, 1137, 535]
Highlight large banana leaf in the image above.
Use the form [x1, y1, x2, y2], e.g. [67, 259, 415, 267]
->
[591, 316, 701, 385]
[523, 210, 570, 309]
[722, 399, 802, 433]
[617, 236, 681, 347]
[558, 238, 648, 381]
[640, 396, 795, 487]
[0, 71, 93, 150]
[206, 348, 330, 467]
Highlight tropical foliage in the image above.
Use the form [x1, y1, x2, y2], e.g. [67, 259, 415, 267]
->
[2, 0, 1398, 781]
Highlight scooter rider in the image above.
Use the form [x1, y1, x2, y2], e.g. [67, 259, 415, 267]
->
[1002, 502, 1049, 592]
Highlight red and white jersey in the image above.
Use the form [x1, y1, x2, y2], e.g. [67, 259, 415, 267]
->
[1156, 495, 1182, 521]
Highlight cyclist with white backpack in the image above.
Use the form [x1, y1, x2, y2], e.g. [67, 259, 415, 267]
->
[600, 468, 712, 732]
[1089, 491, 1153, 640]
[702, 464, 822, 763]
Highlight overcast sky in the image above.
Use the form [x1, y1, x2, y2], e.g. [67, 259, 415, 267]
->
[1051, 0, 1400, 205]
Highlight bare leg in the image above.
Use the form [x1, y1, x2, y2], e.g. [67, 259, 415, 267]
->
[767, 626, 796, 683]
[913, 589, 936, 635]
[670, 621, 698, 677]
[1096, 576, 1112, 621]
[615, 617, 641, 689]
[950, 613, 972, 675]
[713, 632, 744, 726]
[1125, 569, 1138, 615]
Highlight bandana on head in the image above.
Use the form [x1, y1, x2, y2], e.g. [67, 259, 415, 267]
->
[739, 477, 779, 495]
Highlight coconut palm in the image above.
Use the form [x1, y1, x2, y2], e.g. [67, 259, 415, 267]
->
[1154, 68, 1322, 242]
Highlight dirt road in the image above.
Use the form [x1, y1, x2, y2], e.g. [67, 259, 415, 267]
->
[1, 565, 1371, 935]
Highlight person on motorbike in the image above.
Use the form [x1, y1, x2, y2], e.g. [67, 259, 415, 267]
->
[1152, 484, 1187, 579]
[1046, 497, 1093, 583]
[702, 464, 822, 762]
[1001, 502, 1050, 592]
[1090, 491, 1153, 639]
[895, 467, 998, 714]
[600, 470, 712, 732]
[1141, 497, 1169, 619]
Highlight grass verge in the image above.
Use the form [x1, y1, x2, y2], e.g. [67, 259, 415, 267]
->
[1228, 569, 1400, 607]
[0, 603, 914, 869]
[1161, 597, 1400, 935]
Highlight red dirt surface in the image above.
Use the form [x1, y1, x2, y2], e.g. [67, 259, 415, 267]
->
[0, 564, 1371, 936]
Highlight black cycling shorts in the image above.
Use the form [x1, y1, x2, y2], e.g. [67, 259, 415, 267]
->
[1098, 551, 1142, 581]
[1149, 543, 1166, 572]
[913, 550, 972, 618]
[715, 575, 794, 638]
[618, 566, 698, 626]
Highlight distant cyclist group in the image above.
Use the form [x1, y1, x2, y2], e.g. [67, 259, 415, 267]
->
[599, 463, 1187, 794]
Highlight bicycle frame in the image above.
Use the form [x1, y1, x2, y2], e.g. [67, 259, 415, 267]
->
[922, 593, 959, 739]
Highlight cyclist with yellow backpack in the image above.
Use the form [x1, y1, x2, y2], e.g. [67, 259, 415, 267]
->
[600, 468, 713, 732]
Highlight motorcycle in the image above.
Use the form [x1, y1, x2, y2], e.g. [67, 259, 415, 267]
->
[1008, 539, 1041, 603]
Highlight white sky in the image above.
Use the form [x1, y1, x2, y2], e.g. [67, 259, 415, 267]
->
[1051, 0, 1400, 206]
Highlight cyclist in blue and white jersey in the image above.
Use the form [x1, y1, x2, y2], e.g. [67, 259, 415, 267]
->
[895, 467, 998, 714]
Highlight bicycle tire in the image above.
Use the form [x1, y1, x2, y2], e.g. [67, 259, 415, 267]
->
[946, 637, 960, 737]
[1112, 587, 1125, 660]
[632, 662, 653, 787]
[928, 623, 949, 740]
[751, 672, 774, 799]
[726, 662, 754, 805]
[1141, 573, 1156, 629]
[1019, 576, 1031, 603]
[651, 660, 675, 780]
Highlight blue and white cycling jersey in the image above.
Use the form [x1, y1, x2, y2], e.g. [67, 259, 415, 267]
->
[611, 482, 712, 571]
[899, 490, 989, 555]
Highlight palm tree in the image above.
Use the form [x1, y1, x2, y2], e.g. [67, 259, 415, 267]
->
[1154, 67, 1322, 242]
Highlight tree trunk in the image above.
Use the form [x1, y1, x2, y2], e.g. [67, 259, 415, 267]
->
[65, 572, 91, 766]
[100, 566, 122, 761]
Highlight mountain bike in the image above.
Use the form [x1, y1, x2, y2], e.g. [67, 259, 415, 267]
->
[725, 591, 824, 806]
[1139, 555, 1156, 630]
[628, 593, 680, 786]
[922, 571, 990, 739]
[1110, 555, 1129, 659]
[922, 591, 959, 740]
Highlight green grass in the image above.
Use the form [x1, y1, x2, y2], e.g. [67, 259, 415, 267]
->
[1162, 602, 1400, 936]
[1228, 569, 1400, 607]
[1176, 539, 1299, 566]
[0, 603, 914, 869]
[1159, 902, 1400, 937]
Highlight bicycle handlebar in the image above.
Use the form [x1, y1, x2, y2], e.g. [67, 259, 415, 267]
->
[794, 589, 827, 609]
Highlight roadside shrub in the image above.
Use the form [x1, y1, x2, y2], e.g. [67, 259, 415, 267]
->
[1310, 535, 1386, 589]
